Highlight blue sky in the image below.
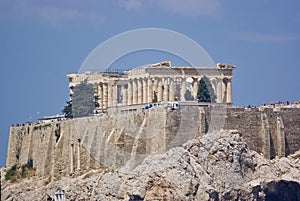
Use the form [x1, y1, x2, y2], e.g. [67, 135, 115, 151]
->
[0, 0, 300, 167]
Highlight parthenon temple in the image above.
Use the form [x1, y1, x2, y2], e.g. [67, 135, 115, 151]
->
[67, 61, 236, 110]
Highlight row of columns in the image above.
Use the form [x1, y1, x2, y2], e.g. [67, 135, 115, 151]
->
[94, 76, 233, 110]
[96, 82, 118, 109]
[216, 77, 232, 104]
[126, 77, 176, 105]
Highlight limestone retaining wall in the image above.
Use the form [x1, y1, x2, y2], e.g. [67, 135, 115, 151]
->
[6, 105, 300, 179]
[224, 107, 300, 159]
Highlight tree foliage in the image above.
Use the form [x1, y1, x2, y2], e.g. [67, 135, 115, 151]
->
[5, 159, 35, 182]
[62, 80, 98, 118]
[62, 100, 73, 118]
[197, 76, 216, 102]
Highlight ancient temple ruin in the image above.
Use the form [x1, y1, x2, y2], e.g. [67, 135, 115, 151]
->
[67, 61, 236, 110]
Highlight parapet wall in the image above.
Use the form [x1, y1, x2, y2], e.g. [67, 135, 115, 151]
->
[6, 105, 300, 179]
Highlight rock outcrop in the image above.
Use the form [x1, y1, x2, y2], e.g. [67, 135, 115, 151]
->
[2, 130, 300, 200]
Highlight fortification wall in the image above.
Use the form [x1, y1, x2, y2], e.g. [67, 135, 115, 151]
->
[6, 105, 300, 179]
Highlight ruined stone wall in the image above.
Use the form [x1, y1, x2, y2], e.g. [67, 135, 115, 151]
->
[6, 105, 300, 179]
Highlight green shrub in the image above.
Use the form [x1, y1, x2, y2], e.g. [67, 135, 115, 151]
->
[33, 123, 52, 131]
[5, 159, 34, 182]
[21, 164, 26, 178]
[33, 125, 41, 130]
[5, 164, 17, 182]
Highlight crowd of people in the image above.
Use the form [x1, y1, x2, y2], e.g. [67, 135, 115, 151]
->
[244, 100, 300, 109]
[12, 116, 67, 127]
[260, 100, 300, 108]
[11, 100, 300, 127]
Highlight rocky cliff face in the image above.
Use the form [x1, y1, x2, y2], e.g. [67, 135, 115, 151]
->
[2, 130, 300, 201]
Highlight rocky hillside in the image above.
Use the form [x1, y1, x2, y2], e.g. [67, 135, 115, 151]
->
[2, 130, 300, 201]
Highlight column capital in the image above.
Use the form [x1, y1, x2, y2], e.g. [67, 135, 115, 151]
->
[223, 77, 232, 83]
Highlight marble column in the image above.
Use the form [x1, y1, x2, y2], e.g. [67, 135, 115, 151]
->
[180, 78, 186, 101]
[169, 79, 175, 101]
[143, 78, 148, 104]
[122, 85, 128, 105]
[148, 78, 153, 103]
[193, 78, 199, 100]
[128, 80, 132, 105]
[102, 83, 108, 109]
[154, 79, 158, 94]
[157, 78, 163, 102]
[163, 78, 169, 101]
[137, 79, 143, 104]
[107, 83, 113, 107]
[132, 79, 138, 104]
[210, 78, 217, 94]
[226, 78, 232, 104]
[217, 78, 222, 103]
[222, 78, 227, 103]
[97, 83, 103, 110]
[112, 84, 118, 106]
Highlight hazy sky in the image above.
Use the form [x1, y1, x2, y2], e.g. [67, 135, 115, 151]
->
[1, 0, 300, 167]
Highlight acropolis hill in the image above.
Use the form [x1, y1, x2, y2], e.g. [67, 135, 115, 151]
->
[5, 62, 300, 180]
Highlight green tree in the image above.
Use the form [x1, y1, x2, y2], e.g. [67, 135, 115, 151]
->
[62, 100, 73, 118]
[197, 76, 216, 102]
[62, 80, 98, 118]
